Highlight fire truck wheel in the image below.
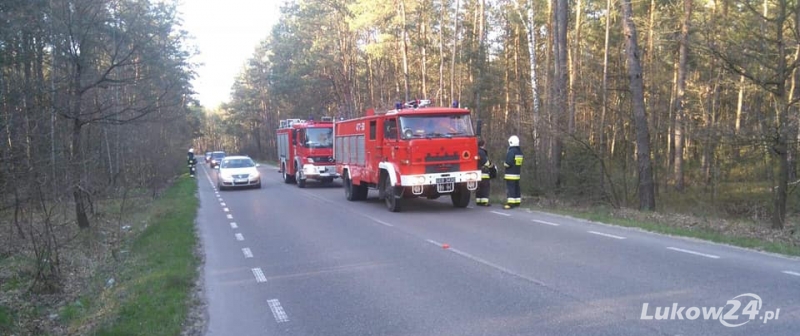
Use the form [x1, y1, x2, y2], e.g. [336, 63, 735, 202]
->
[451, 186, 471, 208]
[344, 173, 356, 201]
[295, 170, 306, 188]
[282, 164, 295, 184]
[384, 175, 402, 212]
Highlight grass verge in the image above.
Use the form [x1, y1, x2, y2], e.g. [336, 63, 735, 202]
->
[81, 175, 199, 335]
[488, 194, 800, 257]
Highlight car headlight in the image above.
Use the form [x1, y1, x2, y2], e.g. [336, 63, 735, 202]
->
[220, 173, 232, 179]
[411, 176, 426, 185]
[251, 170, 260, 178]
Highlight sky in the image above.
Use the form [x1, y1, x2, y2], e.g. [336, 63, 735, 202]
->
[176, 0, 284, 108]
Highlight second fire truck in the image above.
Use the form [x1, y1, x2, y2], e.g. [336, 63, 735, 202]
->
[334, 100, 481, 212]
[277, 117, 339, 188]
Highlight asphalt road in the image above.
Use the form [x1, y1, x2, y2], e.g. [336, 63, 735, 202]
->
[196, 163, 800, 336]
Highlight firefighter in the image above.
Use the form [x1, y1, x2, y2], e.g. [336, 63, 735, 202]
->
[187, 148, 197, 177]
[475, 139, 493, 206]
[503, 135, 523, 209]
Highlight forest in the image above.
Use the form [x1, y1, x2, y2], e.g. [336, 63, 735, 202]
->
[208, 0, 799, 232]
[0, 0, 199, 333]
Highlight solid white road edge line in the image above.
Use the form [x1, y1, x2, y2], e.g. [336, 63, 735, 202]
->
[230, 222, 238, 229]
[251, 268, 267, 283]
[235, 233, 244, 241]
[587, 231, 626, 240]
[267, 299, 289, 323]
[242, 247, 253, 258]
[782, 271, 800, 277]
[532, 219, 560, 226]
[449, 247, 546, 286]
[667, 247, 720, 259]
[490, 210, 511, 217]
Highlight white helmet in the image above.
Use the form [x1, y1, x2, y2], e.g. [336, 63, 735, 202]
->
[189, 148, 194, 153]
[508, 135, 519, 147]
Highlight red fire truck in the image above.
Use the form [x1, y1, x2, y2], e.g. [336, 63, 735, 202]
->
[334, 100, 481, 212]
[277, 117, 339, 188]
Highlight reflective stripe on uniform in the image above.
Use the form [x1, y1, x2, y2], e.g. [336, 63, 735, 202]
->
[504, 174, 520, 180]
[481, 173, 491, 179]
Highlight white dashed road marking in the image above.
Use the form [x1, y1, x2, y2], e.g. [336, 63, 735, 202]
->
[227, 214, 233, 219]
[235, 233, 244, 241]
[268, 299, 289, 323]
[532, 219, 560, 226]
[782, 271, 800, 277]
[449, 247, 546, 286]
[587, 231, 626, 240]
[490, 210, 511, 217]
[230, 222, 238, 229]
[223, 207, 229, 212]
[363, 214, 394, 227]
[667, 247, 720, 259]
[221, 202, 226, 206]
[252, 268, 267, 283]
[425, 239, 443, 247]
[242, 248, 253, 258]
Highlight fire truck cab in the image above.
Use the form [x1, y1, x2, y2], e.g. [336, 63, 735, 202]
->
[277, 117, 339, 188]
[334, 100, 481, 212]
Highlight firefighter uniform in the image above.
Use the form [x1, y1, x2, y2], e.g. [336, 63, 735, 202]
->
[476, 141, 492, 206]
[503, 136, 523, 209]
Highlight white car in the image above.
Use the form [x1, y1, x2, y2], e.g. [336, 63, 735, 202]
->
[216, 155, 261, 190]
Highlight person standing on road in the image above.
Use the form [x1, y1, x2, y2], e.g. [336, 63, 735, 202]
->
[475, 139, 494, 206]
[187, 148, 197, 177]
[503, 135, 523, 209]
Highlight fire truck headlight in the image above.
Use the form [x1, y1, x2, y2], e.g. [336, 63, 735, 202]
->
[411, 176, 426, 185]
[307, 158, 315, 163]
[465, 172, 479, 181]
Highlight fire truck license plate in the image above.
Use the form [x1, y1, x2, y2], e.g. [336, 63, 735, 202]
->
[436, 177, 456, 184]
[437, 182, 454, 193]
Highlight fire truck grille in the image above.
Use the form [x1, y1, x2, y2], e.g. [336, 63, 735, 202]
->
[425, 163, 459, 174]
[424, 152, 460, 162]
[309, 156, 334, 163]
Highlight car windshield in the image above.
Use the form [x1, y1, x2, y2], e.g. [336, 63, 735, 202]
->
[212, 152, 225, 159]
[399, 114, 475, 139]
[303, 127, 333, 148]
[220, 158, 255, 169]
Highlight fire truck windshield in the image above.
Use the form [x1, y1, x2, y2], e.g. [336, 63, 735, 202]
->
[399, 114, 475, 139]
[302, 127, 333, 148]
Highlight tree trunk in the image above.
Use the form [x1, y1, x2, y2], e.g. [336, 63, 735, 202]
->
[71, 118, 90, 229]
[621, 0, 656, 211]
[672, 0, 692, 191]
[450, 0, 460, 104]
[399, 0, 410, 102]
[551, 0, 568, 190]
